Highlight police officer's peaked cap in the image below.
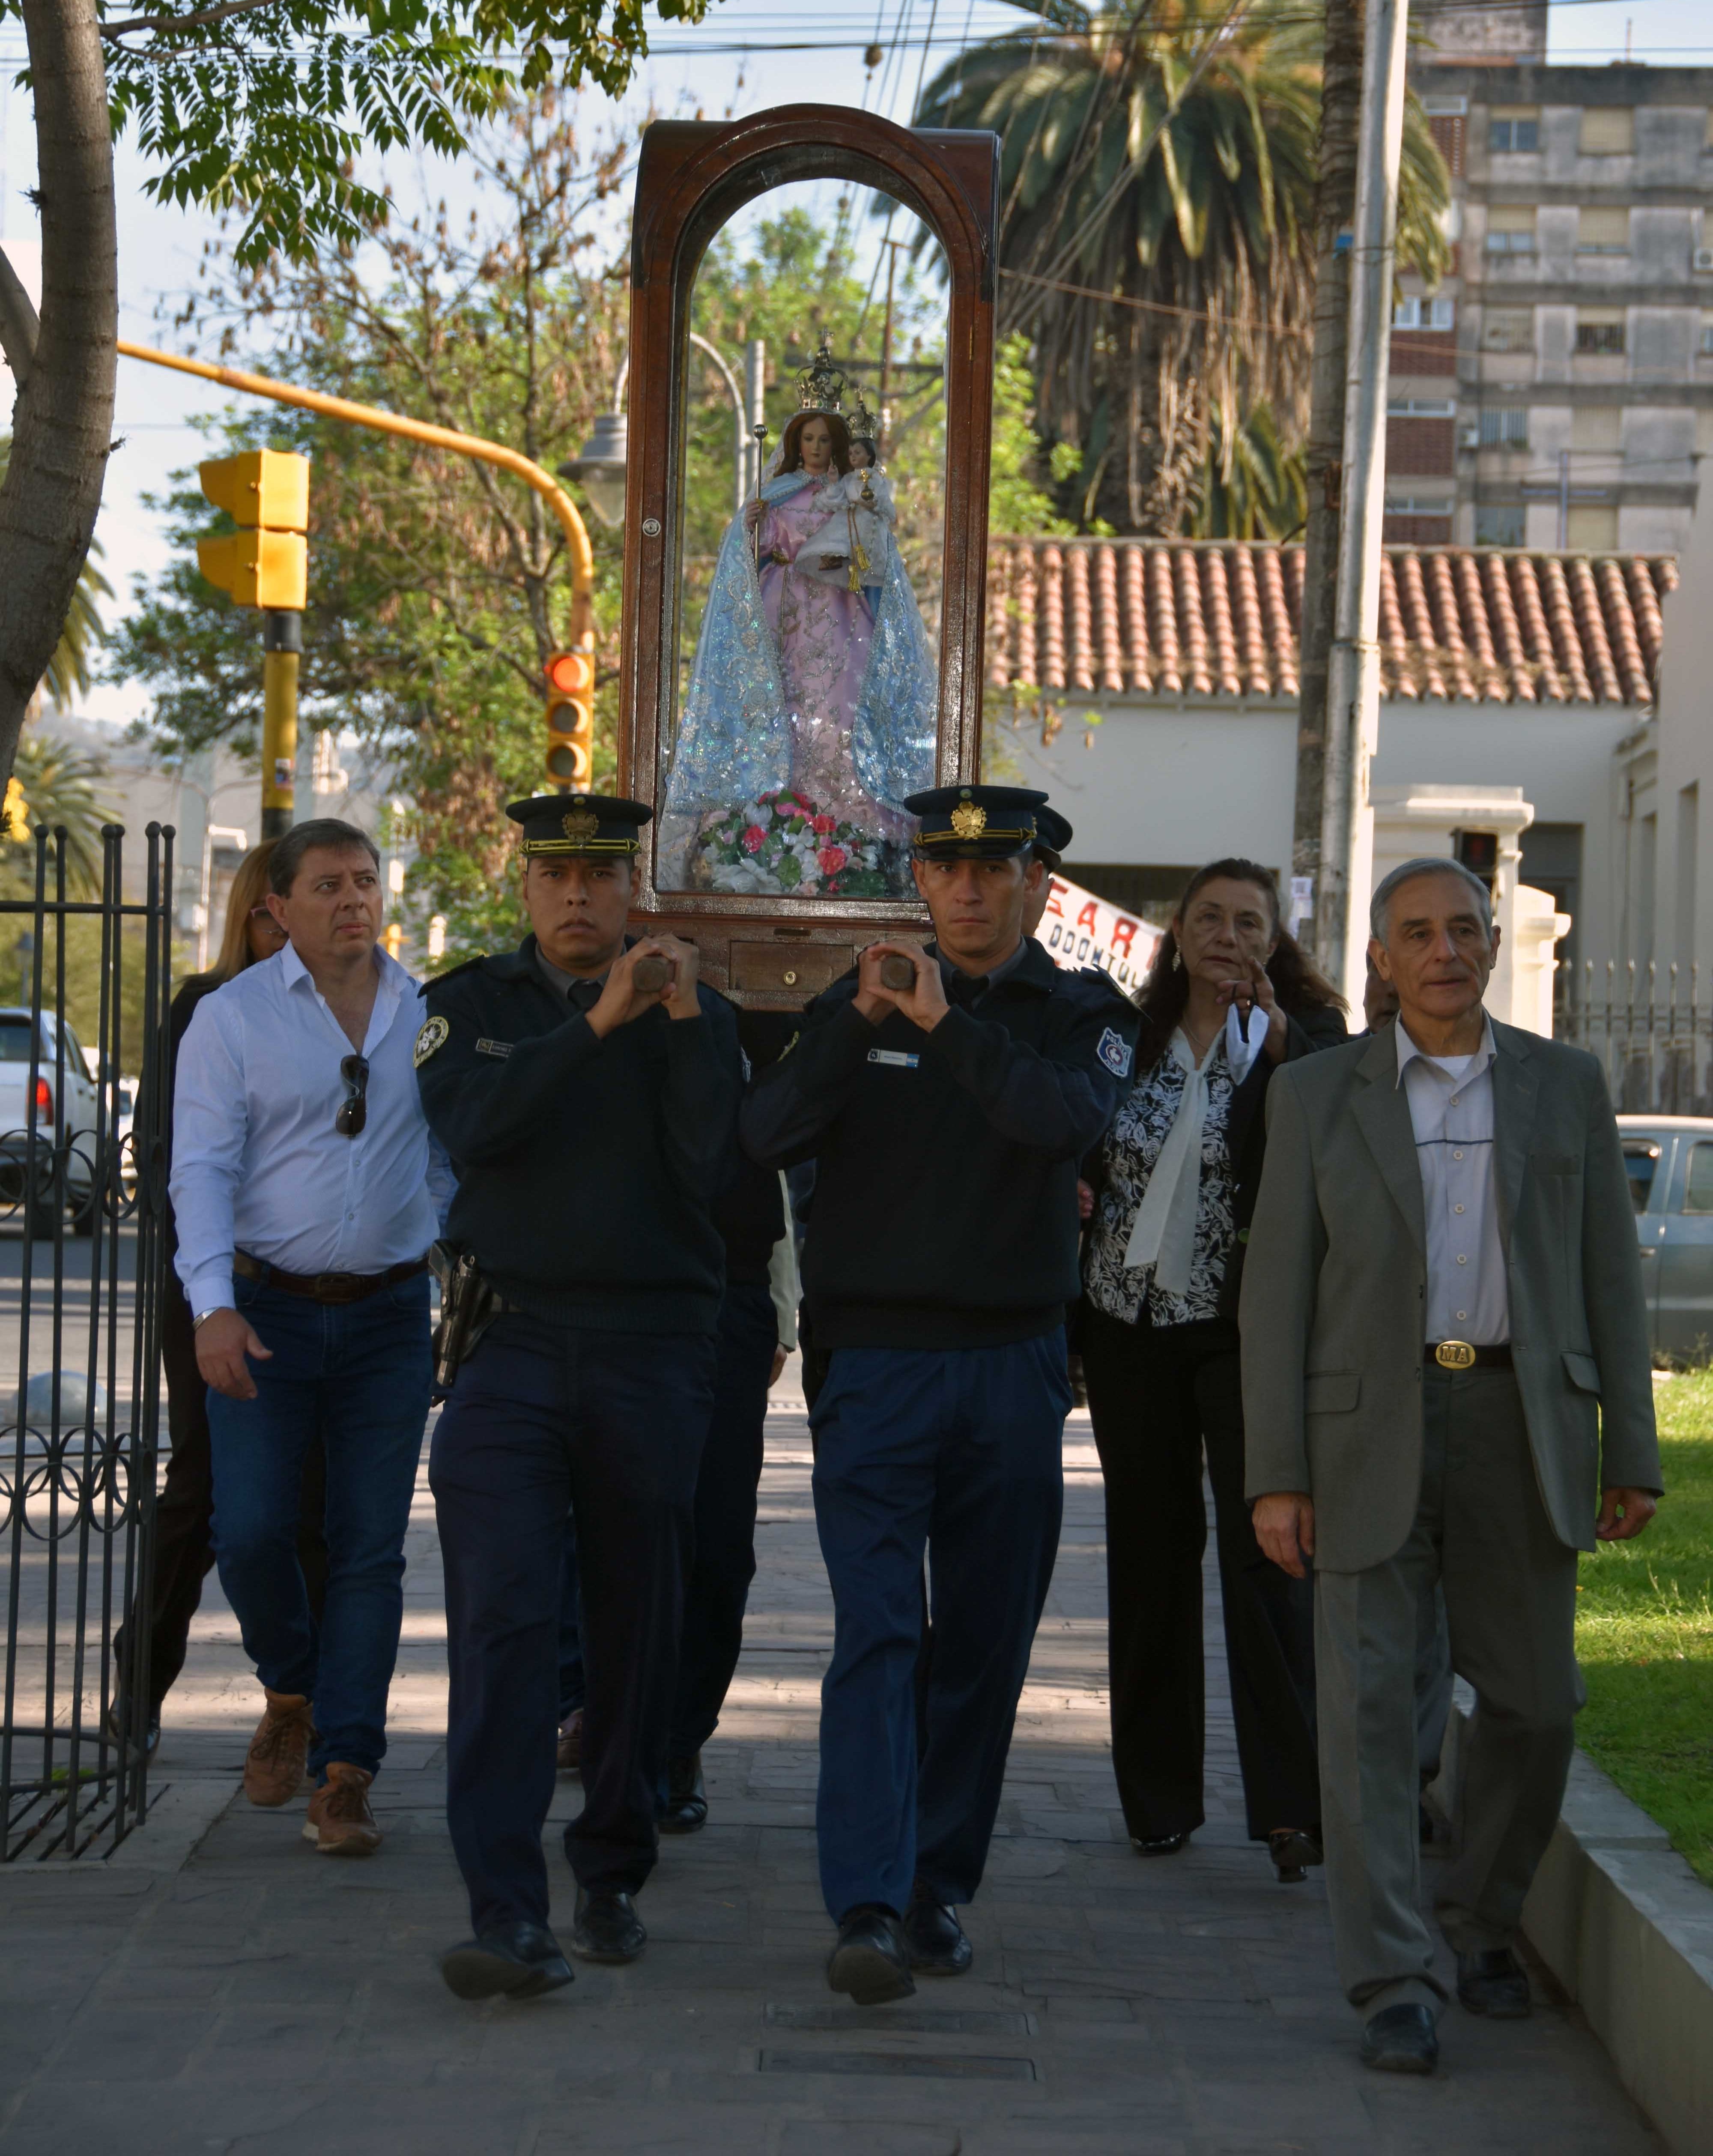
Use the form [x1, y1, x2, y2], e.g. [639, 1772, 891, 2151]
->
[1033, 804, 1073, 867]
[506, 793, 654, 857]
[904, 784, 1050, 860]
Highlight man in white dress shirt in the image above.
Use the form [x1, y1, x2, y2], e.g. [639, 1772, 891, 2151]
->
[1241, 856, 1660, 2075]
[173, 819, 453, 1855]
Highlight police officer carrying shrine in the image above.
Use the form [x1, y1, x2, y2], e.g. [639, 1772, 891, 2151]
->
[416, 792, 743, 2002]
[741, 783, 1141, 2005]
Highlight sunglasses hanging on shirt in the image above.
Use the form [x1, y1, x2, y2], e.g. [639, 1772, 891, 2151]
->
[337, 1054, 369, 1137]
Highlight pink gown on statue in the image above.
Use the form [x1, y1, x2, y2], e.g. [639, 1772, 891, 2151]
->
[756, 478, 912, 845]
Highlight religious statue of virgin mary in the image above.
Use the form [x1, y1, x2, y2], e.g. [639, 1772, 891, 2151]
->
[657, 340, 937, 897]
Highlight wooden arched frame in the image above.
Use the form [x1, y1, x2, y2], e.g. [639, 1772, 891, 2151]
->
[617, 106, 1001, 1006]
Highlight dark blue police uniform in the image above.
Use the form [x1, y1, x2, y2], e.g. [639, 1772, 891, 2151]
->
[741, 787, 1139, 1946]
[416, 794, 741, 1965]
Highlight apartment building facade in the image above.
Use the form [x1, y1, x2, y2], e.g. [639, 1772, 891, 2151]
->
[1388, 24, 1713, 554]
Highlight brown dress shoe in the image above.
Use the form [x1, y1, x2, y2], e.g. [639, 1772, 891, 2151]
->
[243, 1689, 315, 1807]
[556, 1710, 583, 1776]
[303, 1763, 382, 1856]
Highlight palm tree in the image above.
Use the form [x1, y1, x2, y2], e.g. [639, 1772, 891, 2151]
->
[0, 436, 112, 706]
[2, 732, 116, 894]
[1186, 398, 1306, 540]
[915, 0, 1450, 532]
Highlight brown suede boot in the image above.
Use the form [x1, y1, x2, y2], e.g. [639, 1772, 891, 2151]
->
[242, 1689, 314, 1807]
[303, 1763, 382, 1857]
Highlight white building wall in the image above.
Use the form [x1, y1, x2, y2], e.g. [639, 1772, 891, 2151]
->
[1006, 690, 1638, 993]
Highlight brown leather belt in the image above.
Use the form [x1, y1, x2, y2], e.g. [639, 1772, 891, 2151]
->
[233, 1250, 429, 1306]
[1424, 1340, 1512, 1371]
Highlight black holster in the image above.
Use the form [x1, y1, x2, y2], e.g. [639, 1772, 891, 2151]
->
[430, 1241, 505, 1393]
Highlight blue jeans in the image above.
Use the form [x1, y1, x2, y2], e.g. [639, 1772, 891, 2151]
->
[207, 1272, 432, 1779]
[810, 1331, 1069, 1923]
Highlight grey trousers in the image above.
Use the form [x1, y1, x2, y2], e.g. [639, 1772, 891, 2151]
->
[1315, 1365, 1583, 2017]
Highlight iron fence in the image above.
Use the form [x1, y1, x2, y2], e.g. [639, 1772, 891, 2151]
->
[1555, 959, 1713, 1116]
[0, 823, 172, 1860]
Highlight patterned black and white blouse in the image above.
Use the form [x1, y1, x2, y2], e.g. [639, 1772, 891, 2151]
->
[1084, 1035, 1237, 1328]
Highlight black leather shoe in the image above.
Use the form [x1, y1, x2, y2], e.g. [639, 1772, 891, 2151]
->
[827, 1905, 915, 2006]
[1456, 1945, 1531, 2018]
[105, 1695, 160, 1763]
[441, 1921, 574, 2001]
[571, 1886, 646, 1964]
[1361, 2003, 1439, 2074]
[1267, 1828, 1324, 1884]
[901, 1883, 972, 1975]
[1131, 1830, 1191, 1857]
[657, 1752, 707, 1835]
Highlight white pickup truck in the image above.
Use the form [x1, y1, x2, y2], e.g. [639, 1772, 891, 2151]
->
[0, 1007, 102, 1236]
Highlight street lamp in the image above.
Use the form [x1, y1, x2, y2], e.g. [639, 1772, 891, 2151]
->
[560, 335, 764, 531]
[560, 410, 629, 530]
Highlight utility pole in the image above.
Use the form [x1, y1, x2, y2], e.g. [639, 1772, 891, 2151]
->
[260, 612, 301, 838]
[745, 338, 766, 495]
[1319, 0, 1411, 1005]
[878, 238, 905, 454]
[1290, 0, 1364, 952]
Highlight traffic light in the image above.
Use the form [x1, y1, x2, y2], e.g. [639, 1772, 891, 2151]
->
[543, 645, 595, 789]
[195, 450, 310, 610]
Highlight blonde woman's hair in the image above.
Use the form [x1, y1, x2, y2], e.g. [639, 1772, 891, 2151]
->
[199, 839, 279, 988]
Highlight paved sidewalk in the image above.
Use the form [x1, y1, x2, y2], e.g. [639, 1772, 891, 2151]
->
[0, 1411, 1664, 2154]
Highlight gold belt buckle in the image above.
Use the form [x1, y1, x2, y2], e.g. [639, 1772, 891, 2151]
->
[1435, 1340, 1476, 1370]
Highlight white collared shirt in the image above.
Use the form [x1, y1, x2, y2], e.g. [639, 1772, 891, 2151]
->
[1395, 1013, 1508, 1346]
[171, 941, 456, 1314]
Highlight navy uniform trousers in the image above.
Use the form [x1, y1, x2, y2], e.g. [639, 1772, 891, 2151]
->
[810, 1329, 1070, 1923]
[429, 1312, 716, 1934]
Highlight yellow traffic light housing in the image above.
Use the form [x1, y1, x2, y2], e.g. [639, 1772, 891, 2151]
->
[195, 450, 311, 612]
[195, 528, 308, 611]
[543, 646, 595, 790]
[198, 449, 310, 533]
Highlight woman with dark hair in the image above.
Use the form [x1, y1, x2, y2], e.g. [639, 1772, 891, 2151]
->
[1079, 858, 1346, 1882]
[109, 840, 327, 1757]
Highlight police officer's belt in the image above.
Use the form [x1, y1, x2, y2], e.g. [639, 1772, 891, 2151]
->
[1424, 1340, 1512, 1370]
[233, 1250, 430, 1305]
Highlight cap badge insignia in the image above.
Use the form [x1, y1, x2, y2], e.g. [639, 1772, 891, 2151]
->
[414, 1016, 450, 1068]
[950, 801, 987, 841]
[563, 806, 600, 840]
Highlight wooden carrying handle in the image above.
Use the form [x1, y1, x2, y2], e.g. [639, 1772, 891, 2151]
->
[879, 954, 917, 992]
[633, 954, 671, 993]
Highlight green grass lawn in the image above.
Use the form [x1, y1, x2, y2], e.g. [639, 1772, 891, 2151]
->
[1575, 1371, 1713, 1887]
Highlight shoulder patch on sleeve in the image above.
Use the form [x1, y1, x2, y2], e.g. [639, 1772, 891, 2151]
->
[415, 1015, 451, 1068]
[1096, 1025, 1133, 1078]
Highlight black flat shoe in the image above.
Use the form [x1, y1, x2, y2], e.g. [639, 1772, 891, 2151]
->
[571, 1886, 646, 1964]
[1268, 1828, 1324, 1884]
[1361, 2003, 1439, 2074]
[657, 1752, 707, 1835]
[1130, 1830, 1191, 1857]
[105, 1696, 160, 1764]
[441, 1920, 575, 2001]
[1456, 1945, 1531, 2018]
[901, 1883, 972, 1976]
[827, 1905, 915, 2006]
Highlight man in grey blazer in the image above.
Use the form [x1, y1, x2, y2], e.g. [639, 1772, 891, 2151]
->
[1241, 856, 1661, 2075]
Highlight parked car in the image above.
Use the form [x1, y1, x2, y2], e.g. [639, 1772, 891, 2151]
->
[1617, 1114, 1713, 1364]
[0, 1008, 101, 1236]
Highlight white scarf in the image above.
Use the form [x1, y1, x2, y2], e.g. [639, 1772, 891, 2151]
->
[1123, 1002, 1266, 1294]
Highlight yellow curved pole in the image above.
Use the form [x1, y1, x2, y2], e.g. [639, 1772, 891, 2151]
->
[117, 338, 596, 646]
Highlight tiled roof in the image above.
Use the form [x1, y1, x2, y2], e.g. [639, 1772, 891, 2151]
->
[984, 540, 1679, 707]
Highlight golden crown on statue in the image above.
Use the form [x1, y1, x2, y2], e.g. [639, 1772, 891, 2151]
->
[796, 335, 848, 414]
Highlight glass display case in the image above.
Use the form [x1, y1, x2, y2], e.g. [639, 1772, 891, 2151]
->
[616, 105, 1000, 1006]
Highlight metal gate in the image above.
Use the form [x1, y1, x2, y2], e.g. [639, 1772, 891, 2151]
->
[0, 823, 173, 1859]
